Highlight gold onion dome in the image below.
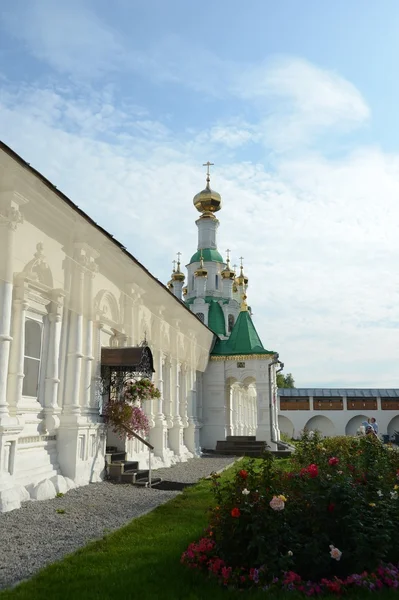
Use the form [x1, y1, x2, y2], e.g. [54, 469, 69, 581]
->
[172, 256, 185, 282]
[221, 255, 235, 280]
[236, 265, 248, 286]
[195, 253, 208, 278]
[193, 163, 222, 217]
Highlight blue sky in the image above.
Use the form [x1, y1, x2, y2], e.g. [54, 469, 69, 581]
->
[1, 0, 399, 387]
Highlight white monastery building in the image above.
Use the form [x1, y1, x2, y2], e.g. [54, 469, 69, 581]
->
[1, 142, 397, 514]
[0, 144, 282, 513]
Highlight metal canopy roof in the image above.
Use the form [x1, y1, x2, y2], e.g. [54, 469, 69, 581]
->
[278, 388, 399, 398]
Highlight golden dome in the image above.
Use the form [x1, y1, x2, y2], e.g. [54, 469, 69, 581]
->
[195, 253, 208, 278]
[172, 257, 185, 282]
[193, 166, 221, 217]
[235, 265, 248, 286]
[167, 280, 174, 290]
[221, 256, 235, 280]
[182, 286, 188, 296]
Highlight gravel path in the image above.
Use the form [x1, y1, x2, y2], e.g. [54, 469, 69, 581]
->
[0, 455, 237, 590]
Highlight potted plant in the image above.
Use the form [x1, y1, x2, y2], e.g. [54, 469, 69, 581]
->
[103, 378, 160, 440]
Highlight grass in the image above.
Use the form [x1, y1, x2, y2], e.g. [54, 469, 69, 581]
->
[1, 461, 399, 600]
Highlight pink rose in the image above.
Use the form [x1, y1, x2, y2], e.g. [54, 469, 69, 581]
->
[269, 496, 285, 511]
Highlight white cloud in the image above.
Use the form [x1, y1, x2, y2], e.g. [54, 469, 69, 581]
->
[0, 0, 126, 77]
[0, 57, 398, 387]
[232, 57, 370, 149]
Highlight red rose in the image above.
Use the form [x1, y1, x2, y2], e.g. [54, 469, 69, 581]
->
[328, 503, 335, 512]
[239, 469, 248, 479]
[307, 463, 319, 478]
[231, 507, 241, 518]
[328, 457, 339, 466]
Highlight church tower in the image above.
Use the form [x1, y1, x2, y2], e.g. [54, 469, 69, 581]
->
[183, 163, 242, 337]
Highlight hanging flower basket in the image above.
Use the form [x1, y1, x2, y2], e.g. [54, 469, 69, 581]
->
[103, 378, 160, 439]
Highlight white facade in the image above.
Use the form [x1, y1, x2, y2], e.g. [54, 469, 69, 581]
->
[0, 144, 214, 512]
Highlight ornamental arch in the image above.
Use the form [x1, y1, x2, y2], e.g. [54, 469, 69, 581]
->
[345, 414, 368, 436]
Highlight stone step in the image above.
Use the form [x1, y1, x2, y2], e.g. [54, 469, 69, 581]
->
[217, 441, 267, 448]
[109, 451, 126, 463]
[226, 436, 256, 442]
[106, 446, 118, 453]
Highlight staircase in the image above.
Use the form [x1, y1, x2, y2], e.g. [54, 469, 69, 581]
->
[215, 436, 293, 458]
[105, 446, 161, 487]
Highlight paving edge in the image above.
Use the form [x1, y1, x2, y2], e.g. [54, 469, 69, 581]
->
[204, 456, 244, 479]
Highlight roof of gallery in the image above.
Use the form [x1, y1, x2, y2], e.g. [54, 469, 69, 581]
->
[278, 388, 399, 397]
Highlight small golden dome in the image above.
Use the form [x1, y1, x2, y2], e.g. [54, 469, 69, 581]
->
[182, 286, 188, 296]
[172, 257, 185, 282]
[236, 265, 248, 286]
[195, 252, 208, 278]
[221, 255, 235, 280]
[193, 165, 221, 217]
[167, 280, 174, 290]
[240, 294, 248, 312]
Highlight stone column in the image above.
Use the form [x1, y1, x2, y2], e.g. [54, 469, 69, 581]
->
[6, 280, 29, 414]
[43, 290, 64, 432]
[0, 195, 24, 420]
[255, 361, 278, 450]
[62, 248, 85, 416]
[80, 254, 98, 413]
[185, 368, 201, 455]
[149, 349, 169, 463]
[169, 361, 184, 456]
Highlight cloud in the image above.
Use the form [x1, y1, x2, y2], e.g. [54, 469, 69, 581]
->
[0, 54, 398, 386]
[0, 0, 126, 77]
[232, 57, 370, 149]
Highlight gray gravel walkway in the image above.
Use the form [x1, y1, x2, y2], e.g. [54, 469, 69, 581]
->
[0, 455, 237, 590]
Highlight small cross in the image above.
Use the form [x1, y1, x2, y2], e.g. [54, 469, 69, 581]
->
[226, 248, 231, 261]
[176, 251, 181, 263]
[233, 263, 237, 272]
[172, 259, 176, 271]
[239, 256, 244, 267]
[203, 161, 214, 177]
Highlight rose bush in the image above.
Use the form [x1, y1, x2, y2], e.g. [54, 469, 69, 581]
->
[181, 432, 399, 594]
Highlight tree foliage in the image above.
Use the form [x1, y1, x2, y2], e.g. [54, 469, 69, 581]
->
[276, 372, 295, 388]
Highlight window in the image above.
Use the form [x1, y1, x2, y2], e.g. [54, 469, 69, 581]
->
[196, 312, 205, 323]
[228, 314, 235, 332]
[215, 275, 219, 290]
[22, 319, 42, 397]
[191, 275, 194, 291]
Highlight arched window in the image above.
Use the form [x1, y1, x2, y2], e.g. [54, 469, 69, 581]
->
[228, 314, 235, 332]
[23, 319, 43, 397]
[196, 312, 205, 323]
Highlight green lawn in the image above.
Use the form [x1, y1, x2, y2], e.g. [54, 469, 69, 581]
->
[1, 463, 399, 600]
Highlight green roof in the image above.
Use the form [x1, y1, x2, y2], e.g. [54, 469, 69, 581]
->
[208, 301, 226, 336]
[185, 295, 229, 306]
[189, 248, 224, 264]
[211, 310, 275, 357]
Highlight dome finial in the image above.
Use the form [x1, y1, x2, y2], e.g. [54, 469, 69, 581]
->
[240, 293, 248, 312]
[193, 161, 221, 217]
[203, 160, 214, 188]
[195, 249, 208, 278]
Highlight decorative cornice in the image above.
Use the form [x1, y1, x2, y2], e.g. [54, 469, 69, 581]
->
[210, 354, 275, 361]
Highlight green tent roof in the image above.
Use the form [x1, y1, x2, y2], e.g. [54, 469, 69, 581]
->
[189, 248, 224, 264]
[208, 301, 226, 336]
[211, 310, 275, 356]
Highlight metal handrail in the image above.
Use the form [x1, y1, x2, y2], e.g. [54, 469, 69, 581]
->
[121, 424, 154, 488]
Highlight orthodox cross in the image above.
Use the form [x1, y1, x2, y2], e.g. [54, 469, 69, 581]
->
[172, 259, 176, 272]
[226, 248, 231, 261]
[239, 256, 244, 268]
[233, 263, 237, 273]
[203, 161, 214, 185]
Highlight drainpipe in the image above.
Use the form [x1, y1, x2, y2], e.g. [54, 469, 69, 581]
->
[268, 355, 284, 445]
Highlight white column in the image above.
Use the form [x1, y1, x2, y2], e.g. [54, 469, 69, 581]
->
[149, 349, 169, 463]
[169, 361, 185, 456]
[81, 259, 97, 412]
[43, 291, 64, 431]
[6, 281, 28, 414]
[185, 368, 201, 455]
[0, 199, 24, 419]
[62, 250, 85, 415]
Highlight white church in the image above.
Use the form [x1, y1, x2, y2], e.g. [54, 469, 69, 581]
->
[0, 143, 283, 513]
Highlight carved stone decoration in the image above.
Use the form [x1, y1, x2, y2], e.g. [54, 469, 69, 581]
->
[94, 290, 120, 325]
[0, 205, 24, 230]
[22, 243, 53, 288]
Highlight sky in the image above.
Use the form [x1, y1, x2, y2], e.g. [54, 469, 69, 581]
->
[1, 0, 399, 387]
